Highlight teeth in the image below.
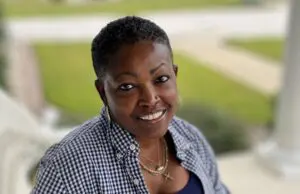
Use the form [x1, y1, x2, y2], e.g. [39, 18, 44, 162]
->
[140, 111, 164, 121]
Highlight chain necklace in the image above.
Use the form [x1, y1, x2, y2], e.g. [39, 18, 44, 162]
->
[139, 139, 173, 181]
[140, 138, 163, 170]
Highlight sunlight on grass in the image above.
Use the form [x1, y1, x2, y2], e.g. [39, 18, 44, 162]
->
[227, 38, 284, 63]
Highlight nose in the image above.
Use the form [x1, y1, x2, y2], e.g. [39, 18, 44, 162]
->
[138, 85, 159, 107]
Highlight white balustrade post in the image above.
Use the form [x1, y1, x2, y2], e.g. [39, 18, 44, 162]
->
[257, 0, 300, 178]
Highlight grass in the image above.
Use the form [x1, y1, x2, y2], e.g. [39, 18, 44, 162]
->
[34, 43, 101, 123]
[228, 38, 284, 62]
[34, 42, 271, 125]
[175, 53, 271, 124]
[4, 0, 241, 17]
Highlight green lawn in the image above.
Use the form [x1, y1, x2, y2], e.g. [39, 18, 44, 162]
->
[34, 43, 101, 123]
[34, 42, 271, 125]
[4, 0, 241, 17]
[175, 53, 271, 124]
[228, 38, 284, 62]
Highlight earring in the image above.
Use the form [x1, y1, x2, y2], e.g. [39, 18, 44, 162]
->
[105, 105, 111, 122]
[177, 94, 183, 107]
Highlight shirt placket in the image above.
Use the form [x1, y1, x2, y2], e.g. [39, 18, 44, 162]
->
[124, 144, 149, 194]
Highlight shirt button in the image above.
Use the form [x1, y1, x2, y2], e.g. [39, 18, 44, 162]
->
[133, 179, 139, 185]
[116, 153, 122, 159]
[183, 144, 191, 150]
[129, 144, 136, 151]
[178, 152, 186, 158]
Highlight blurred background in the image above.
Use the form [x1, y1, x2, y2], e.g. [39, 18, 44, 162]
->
[1, 0, 299, 193]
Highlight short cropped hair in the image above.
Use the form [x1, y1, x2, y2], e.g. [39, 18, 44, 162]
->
[91, 16, 172, 79]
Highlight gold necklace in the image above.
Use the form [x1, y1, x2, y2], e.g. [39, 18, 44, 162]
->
[140, 138, 163, 171]
[139, 139, 173, 181]
[140, 138, 166, 173]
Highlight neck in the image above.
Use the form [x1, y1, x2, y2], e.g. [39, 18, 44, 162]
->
[136, 137, 162, 151]
[137, 137, 164, 165]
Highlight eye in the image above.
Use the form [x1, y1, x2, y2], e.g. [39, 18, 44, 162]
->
[119, 84, 135, 91]
[155, 75, 170, 83]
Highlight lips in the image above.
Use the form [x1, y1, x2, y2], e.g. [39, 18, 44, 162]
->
[138, 109, 167, 122]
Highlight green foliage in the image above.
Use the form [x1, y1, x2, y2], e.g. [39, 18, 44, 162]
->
[227, 37, 284, 63]
[177, 104, 249, 154]
[34, 42, 271, 125]
[4, 0, 241, 17]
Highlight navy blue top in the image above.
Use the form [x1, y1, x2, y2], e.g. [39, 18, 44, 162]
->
[177, 171, 204, 194]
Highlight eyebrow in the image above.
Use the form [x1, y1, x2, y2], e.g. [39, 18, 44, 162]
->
[114, 63, 166, 80]
[150, 63, 165, 74]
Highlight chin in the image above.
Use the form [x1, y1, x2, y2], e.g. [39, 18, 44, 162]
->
[137, 119, 171, 139]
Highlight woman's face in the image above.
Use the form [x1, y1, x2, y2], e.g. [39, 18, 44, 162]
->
[97, 41, 178, 139]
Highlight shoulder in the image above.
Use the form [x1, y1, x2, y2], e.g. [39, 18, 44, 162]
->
[171, 116, 230, 193]
[170, 116, 217, 168]
[34, 116, 109, 193]
[170, 115, 207, 143]
[40, 116, 107, 167]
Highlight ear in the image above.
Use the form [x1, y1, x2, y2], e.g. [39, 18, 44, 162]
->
[95, 79, 107, 105]
[173, 64, 178, 76]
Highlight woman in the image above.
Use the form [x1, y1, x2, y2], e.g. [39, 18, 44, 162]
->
[32, 16, 229, 194]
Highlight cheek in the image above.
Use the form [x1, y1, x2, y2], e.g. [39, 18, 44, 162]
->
[106, 93, 139, 130]
[106, 91, 138, 117]
[160, 81, 178, 104]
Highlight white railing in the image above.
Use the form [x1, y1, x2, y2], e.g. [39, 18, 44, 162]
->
[0, 89, 70, 194]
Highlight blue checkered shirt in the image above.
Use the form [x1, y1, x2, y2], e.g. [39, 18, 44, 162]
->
[31, 108, 230, 194]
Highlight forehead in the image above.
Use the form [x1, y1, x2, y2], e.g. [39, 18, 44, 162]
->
[107, 41, 172, 77]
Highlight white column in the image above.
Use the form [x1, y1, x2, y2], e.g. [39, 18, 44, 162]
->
[257, 0, 300, 178]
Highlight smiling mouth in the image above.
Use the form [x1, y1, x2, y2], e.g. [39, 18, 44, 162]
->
[138, 109, 167, 122]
